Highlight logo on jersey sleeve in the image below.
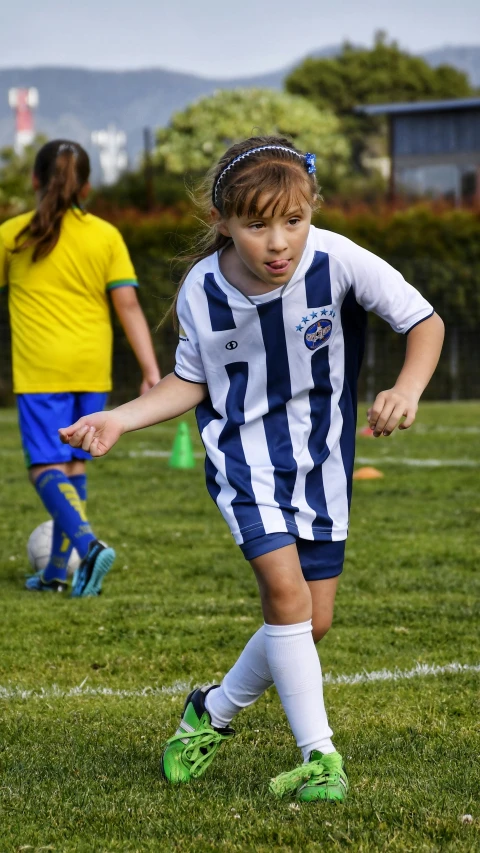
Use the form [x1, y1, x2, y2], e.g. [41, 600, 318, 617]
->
[178, 323, 188, 342]
[295, 308, 336, 351]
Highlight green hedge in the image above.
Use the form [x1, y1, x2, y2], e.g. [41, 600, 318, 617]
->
[116, 206, 480, 327]
[2, 205, 478, 324]
[110, 206, 480, 402]
[2, 206, 479, 403]
[314, 207, 480, 326]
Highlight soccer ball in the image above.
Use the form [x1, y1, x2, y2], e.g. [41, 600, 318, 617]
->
[27, 520, 81, 577]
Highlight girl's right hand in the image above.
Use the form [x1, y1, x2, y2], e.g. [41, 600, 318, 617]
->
[58, 411, 124, 457]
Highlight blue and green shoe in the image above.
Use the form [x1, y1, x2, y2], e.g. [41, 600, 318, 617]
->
[71, 540, 116, 597]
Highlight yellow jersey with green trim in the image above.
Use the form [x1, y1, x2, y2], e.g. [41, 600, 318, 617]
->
[0, 209, 138, 393]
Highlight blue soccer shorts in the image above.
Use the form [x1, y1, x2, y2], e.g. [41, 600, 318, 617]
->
[16, 391, 108, 468]
[239, 532, 345, 581]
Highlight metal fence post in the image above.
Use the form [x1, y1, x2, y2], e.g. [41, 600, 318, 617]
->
[449, 326, 459, 401]
[366, 329, 376, 402]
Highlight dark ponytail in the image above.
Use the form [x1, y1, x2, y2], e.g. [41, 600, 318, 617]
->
[14, 139, 90, 261]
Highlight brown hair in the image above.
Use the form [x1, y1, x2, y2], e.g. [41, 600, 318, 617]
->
[166, 135, 320, 324]
[14, 139, 90, 261]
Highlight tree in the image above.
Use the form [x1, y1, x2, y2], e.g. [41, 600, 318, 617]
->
[153, 88, 350, 193]
[0, 135, 48, 213]
[285, 32, 474, 167]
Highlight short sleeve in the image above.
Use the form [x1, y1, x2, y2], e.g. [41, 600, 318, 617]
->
[336, 238, 434, 334]
[106, 228, 138, 291]
[174, 284, 207, 384]
[0, 229, 8, 291]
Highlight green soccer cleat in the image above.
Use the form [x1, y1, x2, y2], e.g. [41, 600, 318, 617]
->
[270, 750, 348, 803]
[161, 685, 235, 784]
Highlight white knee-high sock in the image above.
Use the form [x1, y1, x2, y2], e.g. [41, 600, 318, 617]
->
[205, 626, 273, 728]
[263, 620, 334, 761]
[205, 622, 336, 760]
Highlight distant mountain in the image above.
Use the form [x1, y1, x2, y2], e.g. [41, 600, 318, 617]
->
[422, 45, 480, 86]
[1, 45, 479, 179]
[0, 65, 291, 178]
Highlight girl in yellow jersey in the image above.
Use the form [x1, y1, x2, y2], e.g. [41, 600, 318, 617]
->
[0, 139, 160, 595]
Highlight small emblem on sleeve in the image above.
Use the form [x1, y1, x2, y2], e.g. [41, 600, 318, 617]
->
[179, 324, 188, 342]
[225, 340, 238, 350]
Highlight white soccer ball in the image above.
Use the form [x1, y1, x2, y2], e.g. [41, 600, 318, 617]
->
[27, 520, 81, 577]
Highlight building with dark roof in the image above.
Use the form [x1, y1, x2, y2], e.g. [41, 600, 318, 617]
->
[356, 97, 480, 205]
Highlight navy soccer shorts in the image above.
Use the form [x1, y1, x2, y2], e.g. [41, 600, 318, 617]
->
[239, 532, 345, 581]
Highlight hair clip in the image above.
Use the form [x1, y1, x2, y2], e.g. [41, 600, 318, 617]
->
[305, 153, 316, 174]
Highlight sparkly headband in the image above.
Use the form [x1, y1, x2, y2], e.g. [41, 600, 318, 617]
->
[212, 145, 316, 205]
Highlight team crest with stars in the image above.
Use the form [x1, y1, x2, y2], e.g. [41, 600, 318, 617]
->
[295, 308, 336, 351]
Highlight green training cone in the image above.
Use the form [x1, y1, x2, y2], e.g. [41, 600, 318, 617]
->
[169, 422, 196, 469]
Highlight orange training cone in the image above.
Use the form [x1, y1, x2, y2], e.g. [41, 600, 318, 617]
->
[358, 425, 375, 437]
[169, 422, 196, 469]
[353, 466, 384, 480]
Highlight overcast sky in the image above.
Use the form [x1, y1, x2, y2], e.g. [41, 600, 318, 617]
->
[2, 0, 479, 78]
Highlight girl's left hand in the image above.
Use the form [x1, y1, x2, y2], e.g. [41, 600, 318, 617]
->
[367, 388, 418, 437]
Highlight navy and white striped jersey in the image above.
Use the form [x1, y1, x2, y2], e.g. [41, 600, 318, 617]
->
[175, 226, 433, 545]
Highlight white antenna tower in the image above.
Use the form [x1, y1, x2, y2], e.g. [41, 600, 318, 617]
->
[91, 124, 128, 185]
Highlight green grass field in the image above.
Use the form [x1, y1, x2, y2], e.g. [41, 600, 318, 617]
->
[0, 403, 479, 853]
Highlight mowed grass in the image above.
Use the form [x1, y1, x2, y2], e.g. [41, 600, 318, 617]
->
[0, 402, 479, 853]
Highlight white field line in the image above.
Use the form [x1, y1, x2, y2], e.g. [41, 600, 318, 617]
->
[323, 661, 480, 685]
[0, 679, 192, 702]
[356, 456, 478, 468]
[0, 448, 205, 459]
[1, 447, 471, 467]
[127, 450, 480, 467]
[0, 662, 478, 703]
[127, 450, 205, 459]
[413, 425, 480, 435]
[358, 425, 480, 436]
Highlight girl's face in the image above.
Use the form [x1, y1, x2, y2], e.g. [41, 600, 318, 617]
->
[214, 195, 312, 289]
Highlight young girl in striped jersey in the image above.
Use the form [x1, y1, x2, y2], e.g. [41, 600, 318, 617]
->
[60, 136, 444, 801]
